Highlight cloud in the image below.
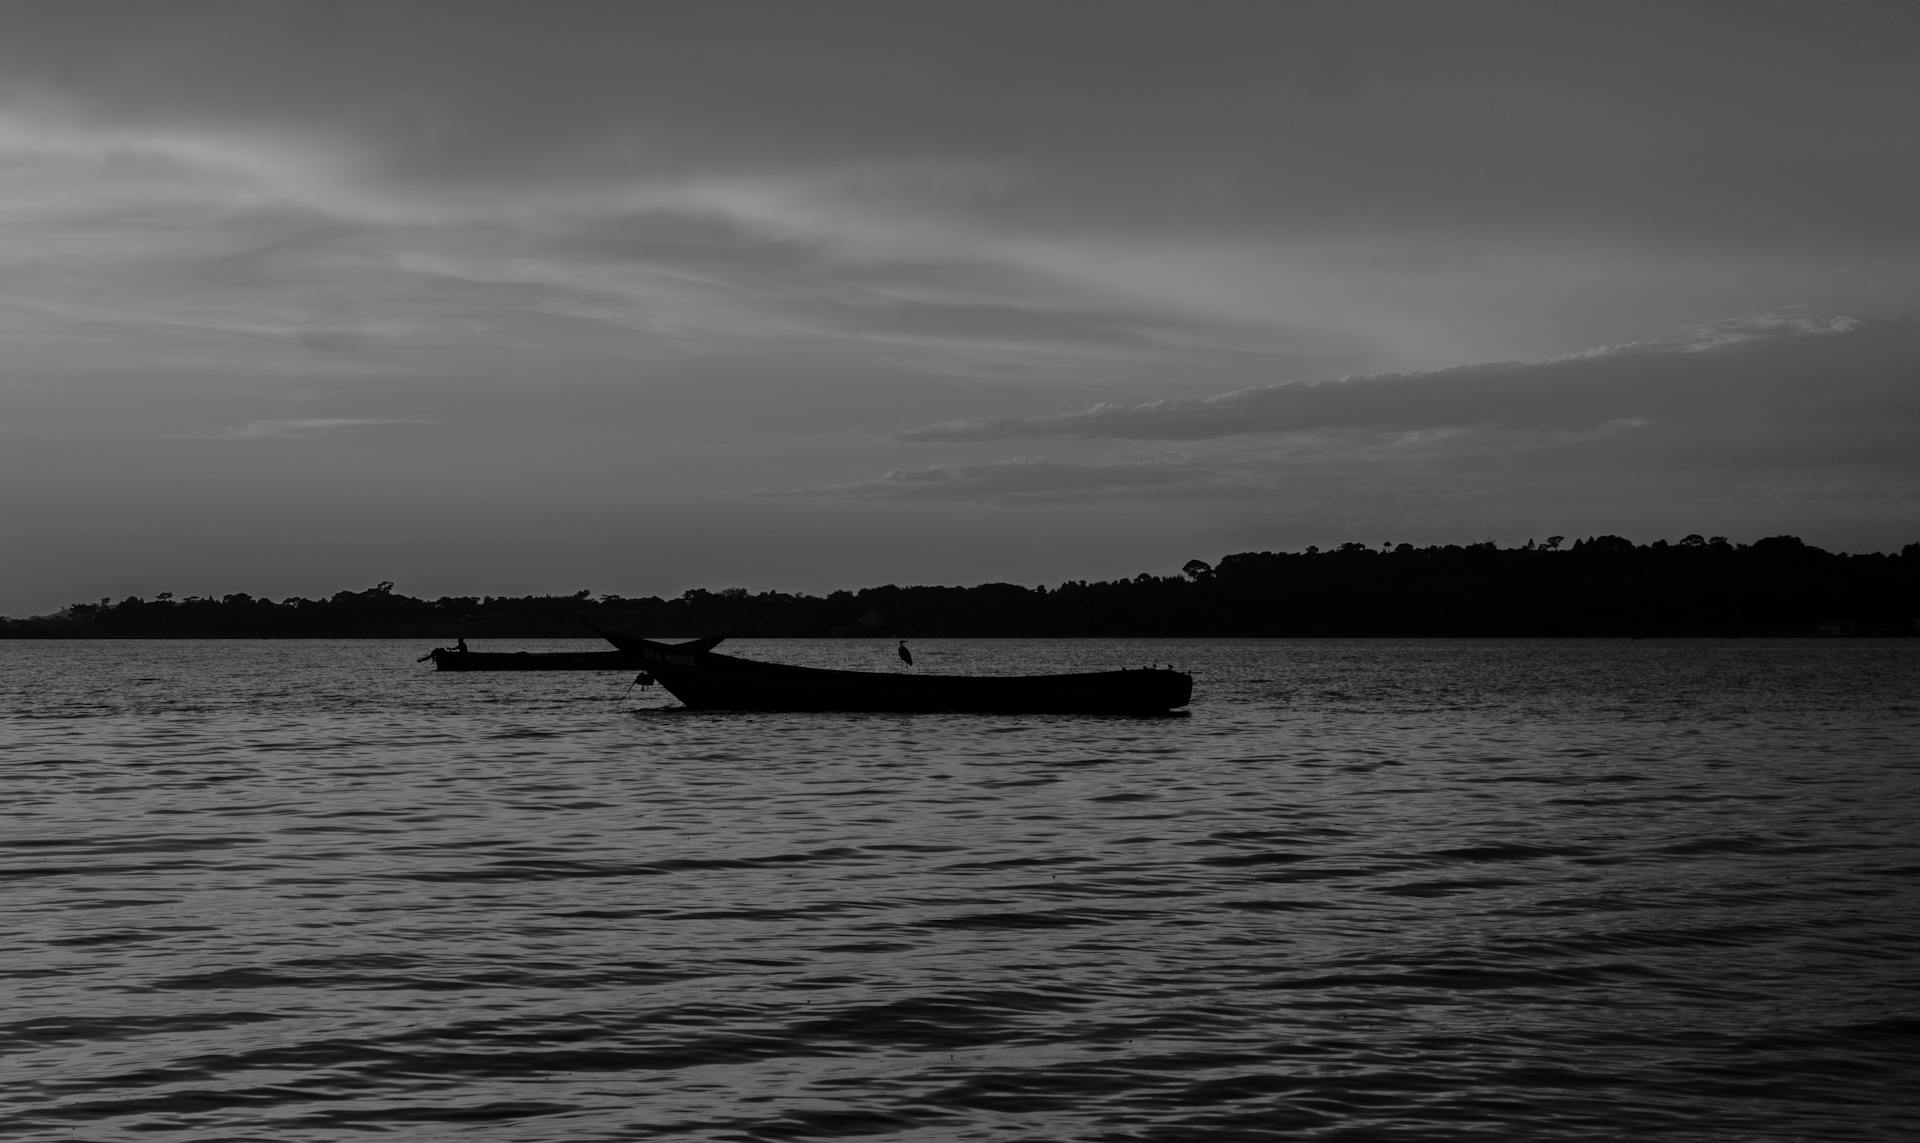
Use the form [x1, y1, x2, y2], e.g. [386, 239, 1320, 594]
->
[2, 98, 1307, 388]
[227, 417, 428, 440]
[5, 3, 1917, 255]
[777, 456, 1224, 505]
[1677, 313, 1863, 349]
[828, 316, 1920, 533]
[899, 315, 1911, 446]
[7, 9, 1916, 385]
[5, 5, 1920, 617]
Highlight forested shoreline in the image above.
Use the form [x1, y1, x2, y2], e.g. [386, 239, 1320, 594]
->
[6, 535, 1916, 639]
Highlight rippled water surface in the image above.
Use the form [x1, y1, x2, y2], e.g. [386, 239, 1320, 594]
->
[3, 638, 1916, 1141]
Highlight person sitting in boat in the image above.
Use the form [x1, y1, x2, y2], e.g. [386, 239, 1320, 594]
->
[455, 637, 469, 653]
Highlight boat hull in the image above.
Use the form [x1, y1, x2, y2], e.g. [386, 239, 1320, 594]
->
[601, 632, 1192, 713]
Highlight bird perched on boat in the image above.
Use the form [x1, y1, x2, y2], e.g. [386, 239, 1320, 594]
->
[897, 640, 913, 666]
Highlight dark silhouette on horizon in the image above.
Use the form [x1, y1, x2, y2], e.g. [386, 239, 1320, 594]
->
[6, 534, 1916, 639]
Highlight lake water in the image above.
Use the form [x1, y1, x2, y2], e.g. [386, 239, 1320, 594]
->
[2, 638, 1916, 1141]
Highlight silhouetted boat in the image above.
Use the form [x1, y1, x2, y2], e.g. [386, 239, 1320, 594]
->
[598, 630, 1192, 713]
[425, 634, 725, 671]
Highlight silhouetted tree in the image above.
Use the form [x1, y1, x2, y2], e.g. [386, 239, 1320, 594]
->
[5, 535, 1916, 638]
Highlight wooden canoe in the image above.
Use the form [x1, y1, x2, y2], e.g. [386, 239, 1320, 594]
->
[598, 630, 1192, 713]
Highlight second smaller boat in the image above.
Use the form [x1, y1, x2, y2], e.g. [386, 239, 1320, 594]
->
[423, 634, 726, 671]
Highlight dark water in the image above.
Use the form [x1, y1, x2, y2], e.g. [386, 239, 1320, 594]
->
[3, 638, 1916, 1142]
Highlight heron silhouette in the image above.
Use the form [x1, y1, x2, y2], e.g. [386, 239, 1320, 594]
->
[897, 640, 913, 667]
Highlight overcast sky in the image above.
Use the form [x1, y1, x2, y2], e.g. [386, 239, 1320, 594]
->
[3, 1, 1916, 615]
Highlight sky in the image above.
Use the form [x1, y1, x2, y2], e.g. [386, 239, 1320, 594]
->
[3, 1, 1917, 616]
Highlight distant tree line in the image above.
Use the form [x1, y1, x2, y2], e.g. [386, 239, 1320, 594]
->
[5, 536, 1917, 638]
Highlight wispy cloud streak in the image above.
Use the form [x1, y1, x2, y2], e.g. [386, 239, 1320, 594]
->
[899, 316, 1892, 443]
[777, 457, 1222, 504]
[227, 417, 428, 439]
